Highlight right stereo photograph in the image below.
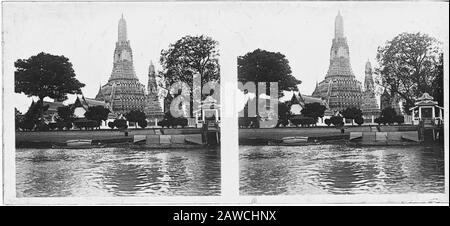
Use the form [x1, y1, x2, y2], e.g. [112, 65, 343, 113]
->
[237, 5, 446, 196]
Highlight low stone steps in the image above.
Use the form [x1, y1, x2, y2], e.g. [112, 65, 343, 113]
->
[349, 131, 419, 142]
[134, 134, 203, 145]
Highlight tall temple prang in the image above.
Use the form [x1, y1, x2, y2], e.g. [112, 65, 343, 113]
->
[361, 60, 381, 123]
[144, 61, 164, 121]
[95, 15, 146, 115]
[312, 11, 363, 112]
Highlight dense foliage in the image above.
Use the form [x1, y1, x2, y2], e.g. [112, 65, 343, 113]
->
[238, 49, 301, 92]
[73, 119, 100, 130]
[375, 33, 443, 113]
[289, 115, 316, 127]
[341, 107, 363, 125]
[375, 107, 404, 125]
[85, 106, 110, 124]
[301, 103, 327, 123]
[158, 112, 188, 128]
[124, 110, 146, 128]
[15, 52, 85, 101]
[329, 115, 344, 127]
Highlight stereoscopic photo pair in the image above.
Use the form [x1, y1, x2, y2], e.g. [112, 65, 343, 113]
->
[2, 1, 448, 204]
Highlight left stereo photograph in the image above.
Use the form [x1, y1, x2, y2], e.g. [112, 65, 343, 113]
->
[3, 2, 221, 198]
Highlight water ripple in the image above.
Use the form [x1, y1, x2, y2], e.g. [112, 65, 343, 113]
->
[16, 147, 221, 197]
[240, 145, 444, 195]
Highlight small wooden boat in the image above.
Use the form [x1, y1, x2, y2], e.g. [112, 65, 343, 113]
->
[66, 139, 92, 147]
[281, 136, 308, 144]
[53, 144, 106, 149]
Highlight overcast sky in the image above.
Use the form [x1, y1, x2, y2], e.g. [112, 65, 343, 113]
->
[3, 1, 448, 113]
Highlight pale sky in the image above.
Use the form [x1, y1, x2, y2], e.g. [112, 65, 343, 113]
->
[3, 1, 449, 113]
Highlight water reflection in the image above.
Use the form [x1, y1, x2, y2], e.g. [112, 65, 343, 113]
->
[240, 145, 444, 195]
[16, 148, 221, 197]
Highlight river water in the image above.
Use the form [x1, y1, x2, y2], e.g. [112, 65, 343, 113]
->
[240, 145, 445, 195]
[16, 148, 221, 197]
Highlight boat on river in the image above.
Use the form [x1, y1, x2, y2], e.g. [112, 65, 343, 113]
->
[281, 136, 308, 144]
[66, 139, 92, 147]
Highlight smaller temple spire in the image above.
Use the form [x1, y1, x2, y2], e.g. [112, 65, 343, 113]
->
[364, 60, 374, 93]
[149, 60, 155, 74]
[148, 60, 157, 95]
[334, 11, 344, 38]
[365, 59, 372, 74]
[118, 14, 127, 42]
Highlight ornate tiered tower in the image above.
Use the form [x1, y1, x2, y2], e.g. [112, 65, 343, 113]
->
[144, 61, 164, 119]
[312, 11, 363, 111]
[361, 60, 381, 121]
[95, 15, 146, 115]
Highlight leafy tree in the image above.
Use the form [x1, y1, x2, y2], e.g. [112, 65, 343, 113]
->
[108, 121, 115, 129]
[57, 106, 74, 122]
[15, 52, 85, 119]
[19, 120, 35, 131]
[238, 49, 301, 117]
[124, 110, 146, 128]
[15, 108, 24, 130]
[21, 100, 49, 130]
[158, 111, 188, 128]
[276, 102, 291, 127]
[395, 115, 404, 125]
[15, 108, 22, 119]
[138, 120, 148, 129]
[113, 119, 128, 130]
[289, 115, 316, 127]
[73, 119, 99, 130]
[36, 123, 50, 131]
[160, 35, 219, 85]
[324, 118, 331, 126]
[15, 52, 85, 100]
[375, 33, 443, 114]
[84, 106, 110, 125]
[238, 49, 301, 92]
[375, 107, 404, 124]
[278, 102, 290, 117]
[301, 102, 327, 123]
[355, 117, 364, 126]
[374, 117, 383, 125]
[163, 92, 174, 114]
[341, 107, 363, 125]
[160, 35, 220, 116]
[330, 115, 344, 127]
[432, 53, 444, 107]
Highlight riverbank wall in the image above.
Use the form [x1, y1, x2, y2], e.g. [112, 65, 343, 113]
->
[15, 128, 205, 148]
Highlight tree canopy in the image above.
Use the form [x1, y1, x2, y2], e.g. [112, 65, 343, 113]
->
[25, 100, 49, 123]
[341, 107, 363, 125]
[15, 52, 85, 101]
[84, 106, 110, 124]
[238, 49, 301, 92]
[300, 102, 327, 122]
[278, 102, 291, 120]
[431, 53, 444, 107]
[160, 35, 220, 86]
[375, 107, 404, 125]
[57, 106, 74, 122]
[124, 110, 146, 128]
[375, 32, 443, 113]
[380, 107, 398, 124]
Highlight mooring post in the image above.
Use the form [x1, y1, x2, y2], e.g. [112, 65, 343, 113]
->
[418, 120, 424, 141]
[202, 123, 208, 145]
